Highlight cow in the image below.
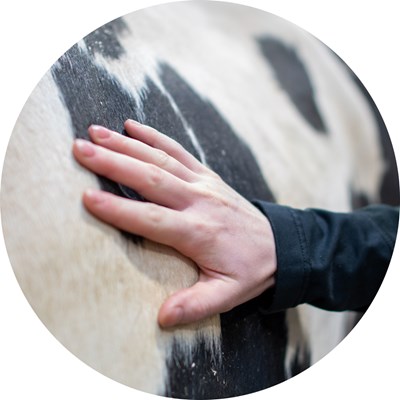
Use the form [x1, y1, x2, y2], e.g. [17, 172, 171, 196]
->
[1, 2, 398, 398]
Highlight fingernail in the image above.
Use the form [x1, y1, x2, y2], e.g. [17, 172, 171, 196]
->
[84, 189, 106, 204]
[126, 119, 142, 126]
[90, 125, 110, 139]
[75, 139, 95, 157]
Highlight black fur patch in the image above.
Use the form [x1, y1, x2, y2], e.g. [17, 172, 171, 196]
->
[52, 43, 142, 202]
[159, 63, 275, 202]
[257, 37, 327, 133]
[166, 295, 287, 398]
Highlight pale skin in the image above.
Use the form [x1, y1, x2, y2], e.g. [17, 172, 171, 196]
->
[72, 120, 277, 328]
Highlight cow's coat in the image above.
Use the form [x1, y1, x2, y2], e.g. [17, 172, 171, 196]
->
[1, 2, 398, 398]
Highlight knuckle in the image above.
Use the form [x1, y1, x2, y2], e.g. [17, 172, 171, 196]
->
[146, 165, 164, 187]
[191, 217, 222, 244]
[120, 136, 131, 152]
[147, 204, 163, 225]
[156, 149, 169, 168]
[193, 181, 213, 198]
[195, 165, 223, 181]
[204, 168, 222, 181]
[193, 218, 209, 235]
[194, 182, 229, 207]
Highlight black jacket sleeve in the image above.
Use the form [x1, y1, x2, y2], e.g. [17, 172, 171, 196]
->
[252, 201, 399, 313]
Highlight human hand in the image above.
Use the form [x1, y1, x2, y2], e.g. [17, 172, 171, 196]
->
[72, 120, 277, 328]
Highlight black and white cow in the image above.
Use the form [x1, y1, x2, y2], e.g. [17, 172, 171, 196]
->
[1, 2, 398, 398]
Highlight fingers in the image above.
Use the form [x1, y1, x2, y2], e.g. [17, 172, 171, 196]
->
[124, 119, 207, 174]
[73, 139, 194, 210]
[83, 189, 187, 247]
[158, 276, 236, 327]
[88, 125, 198, 183]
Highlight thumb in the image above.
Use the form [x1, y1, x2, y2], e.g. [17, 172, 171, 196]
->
[158, 278, 235, 328]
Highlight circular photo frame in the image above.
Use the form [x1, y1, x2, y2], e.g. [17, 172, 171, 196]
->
[1, 1, 399, 398]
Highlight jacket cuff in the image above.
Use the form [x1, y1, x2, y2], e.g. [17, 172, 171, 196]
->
[252, 201, 311, 313]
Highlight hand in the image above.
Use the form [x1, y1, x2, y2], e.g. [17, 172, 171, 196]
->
[72, 120, 277, 327]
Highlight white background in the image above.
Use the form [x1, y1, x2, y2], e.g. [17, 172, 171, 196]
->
[0, 1, 399, 399]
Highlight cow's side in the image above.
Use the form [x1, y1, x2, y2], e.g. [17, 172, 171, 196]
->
[1, 2, 397, 398]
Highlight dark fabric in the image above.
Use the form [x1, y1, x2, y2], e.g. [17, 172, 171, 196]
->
[252, 201, 399, 313]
